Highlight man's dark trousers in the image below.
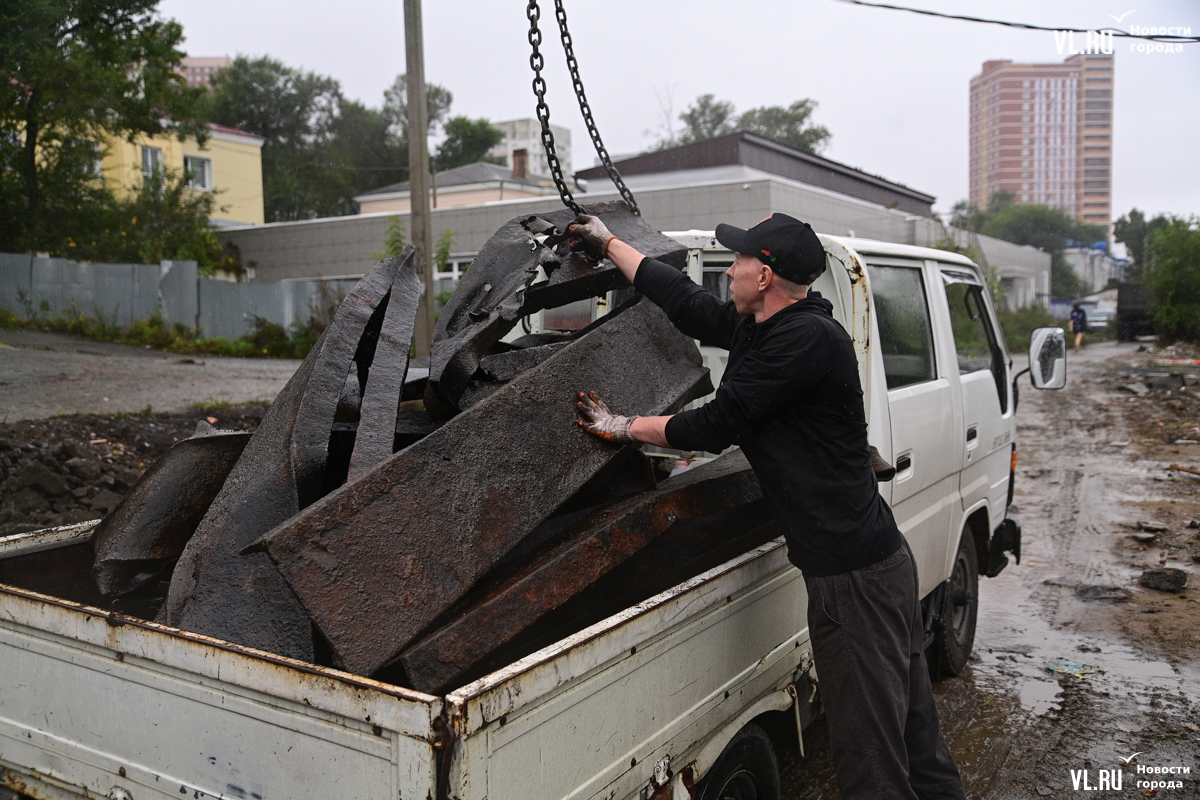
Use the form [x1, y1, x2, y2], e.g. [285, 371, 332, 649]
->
[804, 538, 966, 799]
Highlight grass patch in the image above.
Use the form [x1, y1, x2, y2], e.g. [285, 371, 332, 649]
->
[3, 303, 321, 359]
[189, 398, 238, 412]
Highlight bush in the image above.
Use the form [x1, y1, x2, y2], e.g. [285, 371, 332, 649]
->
[995, 305, 1059, 354]
[4, 306, 325, 359]
[1145, 217, 1200, 342]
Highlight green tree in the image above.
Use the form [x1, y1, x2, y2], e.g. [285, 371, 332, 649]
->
[433, 229, 454, 271]
[0, 0, 207, 252]
[381, 73, 452, 140]
[372, 215, 407, 260]
[1144, 217, 1200, 341]
[326, 98, 405, 197]
[977, 203, 1104, 301]
[57, 168, 239, 274]
[1114, 208, 1169, 279]
[205, 55, 351, 221]
[206, 60, 456, 221]
[435, 117, 503, 171]
[736, 99, 830, 153]
[677, 94, 736, 143]
[658, 93, 830, 154]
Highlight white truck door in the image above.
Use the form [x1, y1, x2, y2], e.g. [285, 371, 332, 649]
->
[865, 260, 960, 596]
[937, 268, 1014, 527]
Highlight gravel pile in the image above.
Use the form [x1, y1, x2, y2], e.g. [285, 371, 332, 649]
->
[0, 404, 268, 537]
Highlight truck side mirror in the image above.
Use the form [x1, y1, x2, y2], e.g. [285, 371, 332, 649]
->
[1028, 327, 1067, 390]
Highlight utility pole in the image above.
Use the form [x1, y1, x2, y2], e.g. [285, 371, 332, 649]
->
[404, 0, 435, 356]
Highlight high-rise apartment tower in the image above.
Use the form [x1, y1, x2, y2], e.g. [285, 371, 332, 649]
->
[969, 54, 1113, 228]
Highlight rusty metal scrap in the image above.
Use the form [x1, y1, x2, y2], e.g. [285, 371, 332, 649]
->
[160, 256, 406, 661]
[251, 296, 712, 677]
[398, 451, 763, 692]
[425, 202, 686, 416]
[348, 249, 422, 480]
[471, 513, 780, 689]
[91, 421, 250, 597]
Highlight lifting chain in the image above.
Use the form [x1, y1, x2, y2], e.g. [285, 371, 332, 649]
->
[525, 0, 640, 218]
[526, 0, 581, 215]
[552, 0, 640, 216]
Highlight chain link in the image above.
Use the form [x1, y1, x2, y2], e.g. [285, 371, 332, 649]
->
[552, 0, 639, 216]
[526, 0, 582, 216]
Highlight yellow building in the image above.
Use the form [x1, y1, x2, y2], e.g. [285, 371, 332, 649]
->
[100, 122, 265, 226]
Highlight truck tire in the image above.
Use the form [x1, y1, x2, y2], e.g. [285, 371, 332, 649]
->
[694, 723, 780, 800]
[933, 532, 978, 677]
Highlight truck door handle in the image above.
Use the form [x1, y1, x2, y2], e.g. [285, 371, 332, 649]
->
[966, 426, 978, 442]
[895, 454, 912, 472]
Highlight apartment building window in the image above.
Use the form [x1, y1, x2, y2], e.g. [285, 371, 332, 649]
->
[141, 146, 164, 176]
[184, 155, 213, 190]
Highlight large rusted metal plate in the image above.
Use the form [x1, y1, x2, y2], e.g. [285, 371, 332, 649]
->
[253, 296, 712, 676]
[425, 202, 687, 416]
[161, 257, 404, 661]
[396, 451, 762, 692]
[91, 421, 250, 597]
[348, 248, 422, 480]
[452, 511, 780, 691]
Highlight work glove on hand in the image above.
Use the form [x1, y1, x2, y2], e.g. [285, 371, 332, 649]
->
[568, 214, 617, 259]
[576, 391, 638, 444]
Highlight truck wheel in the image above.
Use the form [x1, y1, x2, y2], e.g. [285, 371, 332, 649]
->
[694, 723, 780, 800]
[934, 532, 978, 677]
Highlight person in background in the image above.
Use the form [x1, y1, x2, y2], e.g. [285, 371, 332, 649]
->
[1070, 303, 1088, 351]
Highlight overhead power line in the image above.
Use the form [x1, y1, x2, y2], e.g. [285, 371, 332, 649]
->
[834, 0, 1200, 43]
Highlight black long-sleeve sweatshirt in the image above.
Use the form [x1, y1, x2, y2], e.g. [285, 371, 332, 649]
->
[635, 258, 902, 576]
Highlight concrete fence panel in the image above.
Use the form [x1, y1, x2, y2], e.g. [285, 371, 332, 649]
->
[248, 281, 285, 328]
[0, 253, 32, 315]
[197, 277, 254, 340]
[159, 261, 199, 329]
[3, 251, 368, 340]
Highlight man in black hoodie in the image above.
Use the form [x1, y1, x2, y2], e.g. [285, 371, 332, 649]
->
[570, 212, 965, 800]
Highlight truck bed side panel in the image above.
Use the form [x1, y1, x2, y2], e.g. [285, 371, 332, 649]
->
[0, 587, 437, 800]
[450, 543, 811, 800]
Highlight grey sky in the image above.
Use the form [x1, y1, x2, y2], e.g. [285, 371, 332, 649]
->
[161, 0, 1199, 219]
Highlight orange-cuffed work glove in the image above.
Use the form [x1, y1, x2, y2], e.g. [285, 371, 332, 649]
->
[567, 214, 617, 259]
[576, 391, 638, 444]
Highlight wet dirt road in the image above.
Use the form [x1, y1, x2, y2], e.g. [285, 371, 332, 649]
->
[0, 329, 301, 422]
[781, 341, 1200, 798]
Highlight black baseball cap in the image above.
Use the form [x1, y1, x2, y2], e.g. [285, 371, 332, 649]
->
[715, 213, 826, 285]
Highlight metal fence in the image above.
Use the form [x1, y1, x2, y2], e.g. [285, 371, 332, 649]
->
[0, 253, 359, 341]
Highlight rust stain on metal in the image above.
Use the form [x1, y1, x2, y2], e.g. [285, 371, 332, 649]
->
[253, 296, 712, 677]
[398, 451, 762, 693]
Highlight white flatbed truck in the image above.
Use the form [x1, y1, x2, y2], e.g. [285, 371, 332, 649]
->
[0, 235, 1064, 800]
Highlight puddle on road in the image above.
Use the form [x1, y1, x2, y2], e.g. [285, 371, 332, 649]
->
[1017, 678, 1062, 715]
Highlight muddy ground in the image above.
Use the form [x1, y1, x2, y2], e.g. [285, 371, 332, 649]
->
[0, 329, 299, 422]
[0, 404, 269, 536]
[781, 340, 1200, 798]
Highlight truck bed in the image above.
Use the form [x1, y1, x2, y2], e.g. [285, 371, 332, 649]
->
[0, 522, 813, 800]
